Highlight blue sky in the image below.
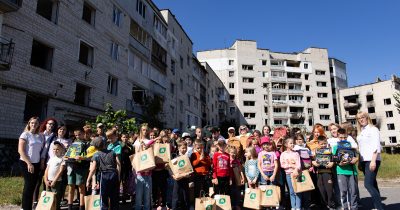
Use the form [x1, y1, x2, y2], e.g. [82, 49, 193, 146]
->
[153, 0, 400, 86]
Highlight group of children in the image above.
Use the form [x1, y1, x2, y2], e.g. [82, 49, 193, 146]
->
[42, 123, 360, 210]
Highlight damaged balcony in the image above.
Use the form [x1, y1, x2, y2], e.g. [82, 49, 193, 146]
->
[0, 0, 22, 13]
[0, 37, 15, 71]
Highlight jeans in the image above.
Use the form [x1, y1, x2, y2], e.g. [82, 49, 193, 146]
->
[172, 178, 190, 210]
[286, 174, 301, 209]
[259, 171, 277, 185]
[362, 161, 383, 210]
[20, 160, 40, 210]
[152, 170, 168, 206]
[338, 174, 358, 210]
[100, 171, 119, 210]
[135, 174, 152, 210]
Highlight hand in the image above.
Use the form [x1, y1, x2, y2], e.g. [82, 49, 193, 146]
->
[262, 174, 268, 181]
[27, 163, 34, 174]
[86, 181, 91, 189]
[240, 177, 245, 185]
[45, 180, 51, 188]
[40, 160, 45, 170]
[270, 175, 275, 182]
[292, 170, 299, 178]
[350, 158, 358, 165]
[312, 161, 320, 167]
[50, 181, 56, 188]
[369, 161, 376, 172]
[200, 152, 204, 160]
[326, 162, 334, 169]
[229, 179, 232, 185]
[212, 178, 218, 185]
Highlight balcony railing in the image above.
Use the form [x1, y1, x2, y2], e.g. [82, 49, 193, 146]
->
[287, 89, 303, 94]
[0, 0, 22, 13]
[0, 37, 15, 71]
[344, 102, 360, 109]
[273, 112, 288, 118]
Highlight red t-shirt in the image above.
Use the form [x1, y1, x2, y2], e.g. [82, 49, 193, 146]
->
[212, 152, 231, 178]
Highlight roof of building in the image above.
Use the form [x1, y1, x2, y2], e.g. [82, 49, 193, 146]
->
[159, 9, 193, 44]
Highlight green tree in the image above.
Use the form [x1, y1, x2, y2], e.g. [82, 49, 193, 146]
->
[394, 91, 400, 113]
[87, 103, 138, 134]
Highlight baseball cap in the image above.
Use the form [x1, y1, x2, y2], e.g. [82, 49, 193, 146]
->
[97, 123, 104, 128]
[172, 128, 181, 135]
[211, 127, 220, 133]
[260, 136, 272, 145]
[182, 132, 191, 138]
[228, 127, 235, 132]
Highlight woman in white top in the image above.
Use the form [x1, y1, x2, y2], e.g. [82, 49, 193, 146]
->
[356, 111, 384, 210]
[18, 117, 45, 210]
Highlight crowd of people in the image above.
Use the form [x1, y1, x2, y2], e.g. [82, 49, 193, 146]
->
[18, 111, 384, 210]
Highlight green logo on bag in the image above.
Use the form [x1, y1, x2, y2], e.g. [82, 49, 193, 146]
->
[159, 148, 166, 153]
[178, 160, 185, 167]
[93, 199, 100, 207]
[250, 193, 256, 200]
[141, 154, 147, 161]
[43, 196, 50, 203]
[206, 205, 212, 210]
[300, 175, 306, 182]
[219, 198, 226, 204]
[266, 189, 273, 196]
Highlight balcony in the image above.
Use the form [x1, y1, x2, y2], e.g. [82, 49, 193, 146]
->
[289, 112, 304, 119]
[345, 113, 356, 119]
[0, 0, 22, 13]
[271, 88, 287, 94]
[366, 101, 375, 107]
[271, 76, 286, 82]
[270, 65, 285, 71]
[344, 102, 360, 109]
[218, 94, 228, 102]
[272, 100, 288, 106]
[288, 100, 304, 106]
[287, 77, 302, 82]
[287, 89, 303, 94]
[218, 108, 226, 115]
[273, 112, 289, 118]
[0, 37, 15, 71]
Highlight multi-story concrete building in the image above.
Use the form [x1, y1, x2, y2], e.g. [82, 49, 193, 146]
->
[197, 40, 337, 131]
[329, 58, 348, 123]
[339, 75, 400, 149]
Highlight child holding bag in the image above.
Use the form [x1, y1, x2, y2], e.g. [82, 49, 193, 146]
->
[258, 136, 278, 186]
[244, 146, 260, 189]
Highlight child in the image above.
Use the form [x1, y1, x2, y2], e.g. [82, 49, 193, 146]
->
[280, 138, 302, 210]
[106, 129, 122, 160]
[190, 140, 211, 198]
[182, 133, 194, 157]
[229, 147, 244, 210]
[245, 146, 260, 189]
[120, 133, 134, 202]
[209, 144, 218, 161]
[258, 136, 278, 186]
[248, 135, 262, 154]
[152, 135, 169, 208]
[212, 140, 232, 196]
[293, 134, 312, 209]
[86, 137, 121, 210]
[44, 142, 65, 210]
[312, 137, 335, 209]
[172, 141, 192, 210]
[332, 128, 359, 210]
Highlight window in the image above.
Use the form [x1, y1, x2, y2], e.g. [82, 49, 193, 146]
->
[170, 83, 175, 95]
[263, 83, 268, 88]
[110, 42, 119, 60]
[180, 56, 183, 69]
[274, 120, 283, 125]
[229, 83, 234, 89]
[316, 70, 326, 75]
[75, 83, 90, 106]
[264, 107, 268, 114]
[262, 72, 268, 78]
[308, 108, 313, 114]
[307, 97, 311, 102]
[288, 83, 301, 90]
[271, 60, 284, 66]
[304, 63, 309, 69]
[264, 95, 268, 100]
[271, 71, 285, 77]
[243, 89, 255, 94]
[308, 119, 313, 126]
[79, 41, 94, 67]
[318, 93, 328, 98]
[366, 95, 374, 102]
[170, 106, 175, 118]
[305, 74, 309, 80]
[306, 85, 310, 91]
[136, 0, 146, 18]
[244, 113, 256, 119]
[132, 87, 146, 105]
[228, 60, 234, 65]
[187, 94, 190, 106]
[384, 98, 391, 105]
[389, 136, 397, 144]
[24, 94, 47, 121]
[107, 75, 118, 96]
[317, 81, 327, 87]
[113, 6, 123, 26]
[288, 95, 303, 101]
[229, 95, 235, 100]
[82, 2, 95, 25]
[273, 108, 282, 113]
[229, 71, 234, 77]
[36, 0, 58, 23]
[130, 19, 150, 48]
[187, 55, 190, 66]
[30, 40, 54, 71]
[368, 107, 375, 113]
[272, 95, 285, 101]
[242, 77, 254, 83]
[243, 101, 255, 106]
[179, 100, 183, 112]
[153, 15, 167, 37]
[262, 60, 267, 66]
[152, 40, 167, 71]
[249, 125, 256, 130]
[229, 107, 236, 114]
[319, 104, 329, 109]
[194, 98, 199, 109]
[387, 124, 395, 130]
[320, 115, 330, 120]
[171, 60, 175, 75]
[242, 65, 254, 70]
[386, 111, 393, 118]
[180, 79, 183, 90]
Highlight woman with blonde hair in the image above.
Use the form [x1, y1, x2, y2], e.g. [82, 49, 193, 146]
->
[356, 111, 384, 210]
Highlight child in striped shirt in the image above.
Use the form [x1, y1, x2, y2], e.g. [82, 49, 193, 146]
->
[244, 146, 259, 189]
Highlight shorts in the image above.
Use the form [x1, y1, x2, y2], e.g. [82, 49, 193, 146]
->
[67, 166, 88, 186]
[259, 171, 278, 185]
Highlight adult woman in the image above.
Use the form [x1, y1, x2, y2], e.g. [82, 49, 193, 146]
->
[18, 117, 45, 210]
[356, 111, 384, 210]
[307, 125, 326, 152]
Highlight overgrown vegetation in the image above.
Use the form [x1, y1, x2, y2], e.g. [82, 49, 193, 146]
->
[394, 91, 400, 114]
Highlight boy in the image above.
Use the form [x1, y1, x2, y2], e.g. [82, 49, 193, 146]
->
[65, 129, 89, 210]
[332, 128, 359, 210]
[172, 141, 192, 210]
[212, 140, 232, 195]
[190, 140, 211, 198]
[44, 141, 65, 210]
[106, 129, 122, 160]
[86, 137, 121, 210]
[312, 137, 335, 209]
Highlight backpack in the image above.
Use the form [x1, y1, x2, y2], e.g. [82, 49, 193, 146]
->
[336, 140, 356, 163]
[315, 148, 332, 168]
[297, 149, 312, 169]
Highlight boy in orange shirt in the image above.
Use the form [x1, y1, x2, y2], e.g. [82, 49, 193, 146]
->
[190, 140, 211, 198]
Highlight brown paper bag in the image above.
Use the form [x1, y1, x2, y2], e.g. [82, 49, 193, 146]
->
[243, 188, 261, 209]
[214, 194, 232, 210]
[169, 155, 194, 180]
[195, 196, 216, 210]
[85, 194, 101, 210]
[153, 143, 171, 164]
[232, 166, 243, 186]
[291, 170, 315, 193]
[260, 185, 281, 207]
[36, 191, 56, 210]
[132, 147, 156, 172]
[209, 187, 214, 197]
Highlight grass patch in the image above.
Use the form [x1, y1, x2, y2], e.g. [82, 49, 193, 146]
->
[0, 177, 23, 205]
[357, 153, 400, 180]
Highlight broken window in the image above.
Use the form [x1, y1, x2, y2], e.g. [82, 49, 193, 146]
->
[82, 2, 96, 25]
[30, 40, 54, 71]
[107, 75, 118, 96]
[24, 94, 48, 121]
[75, 83, 90, 106]
[79, 41, 94, 67]
[36, 0, 59, 23]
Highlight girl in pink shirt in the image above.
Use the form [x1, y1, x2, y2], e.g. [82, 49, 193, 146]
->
[280, 138, 302, 210]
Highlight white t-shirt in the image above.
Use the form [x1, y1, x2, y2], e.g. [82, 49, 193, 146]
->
[357, 125, 382, 161]
[47, 156, 64, 181]
[19, 131, 44, 163]
[328, 135, 358, 149]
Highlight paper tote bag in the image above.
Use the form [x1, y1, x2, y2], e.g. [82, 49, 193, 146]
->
[36, 191, 56, 210]
[260, 185, 281, 207]
[154, 143, 171, 164]
[85, 194, 101, 210]
[243, 188, 261, 209]
[195, 197, 216, 210]
[292, 170, 315, 193]
[214, 194, 232, 210]
[169, 155, 194, 179]
[133, 147, 156, 173]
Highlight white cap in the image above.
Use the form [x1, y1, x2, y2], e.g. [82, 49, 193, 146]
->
[182, 132, 191, 138]
[228, 127, 235, 132]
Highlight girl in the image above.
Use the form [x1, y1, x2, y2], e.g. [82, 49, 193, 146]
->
[280, 138, 302, 210]
[245, 146, 259, 189]
[248, 131, 262, 154]
[293, 134, 312, 209]
[229, 147, 244, 210]
[120, 133, 134, 202]
[152, 135, 169, 209]
[258, 137, 278, 186]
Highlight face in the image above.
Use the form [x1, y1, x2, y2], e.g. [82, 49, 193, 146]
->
[313, 128, 320, 138]
[330, 125, 339, 138]
[185, 138, 193, 146]
[218, 144, 226, 152]
[196, 128, 202, 137]
[141, 126, 148, 136]
[178, 145, 187, 155]
[318, 141, 327, 148]
[228, 130, 235, 136]
[229, 150, 236, 159]
[74, 131, 84, 140]
[338, 133, 347, 141]
[263, 127, 270, 135]
[29, 119, 39, 131]
[357, 115, 368, 127]
[240, 128, 247, 135]
[253, 132, 260, 139]
[195, 143, 203, 153]
[252, 138, 258, 145]
[121, 134, 128, 143]
[285, 139, 294, 150]
[295, 137, 304, 146]
[46, 120, 55, 132]
[149, 132, 156, 140]
[97, 127, 103, 134]
[58, 126, 66, 137]
[53, 144, 63, 157]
